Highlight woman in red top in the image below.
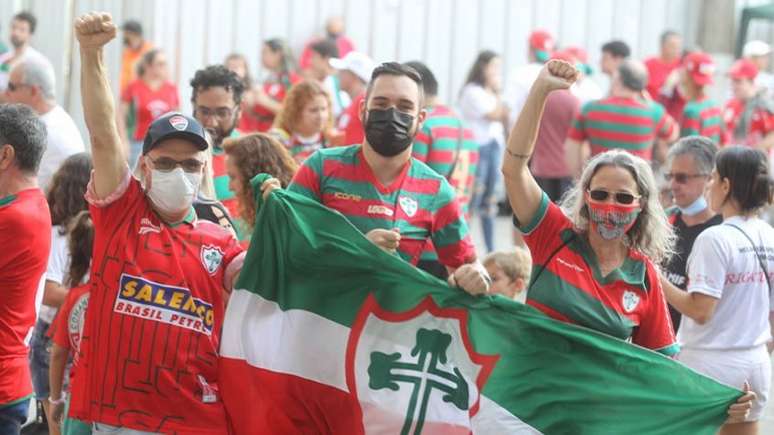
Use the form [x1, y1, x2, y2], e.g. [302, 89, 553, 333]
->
[247, 39, 301, 132]
[118, 49, 180, 166]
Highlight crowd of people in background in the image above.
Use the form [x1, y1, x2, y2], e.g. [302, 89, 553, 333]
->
[0, 7, 772, 435]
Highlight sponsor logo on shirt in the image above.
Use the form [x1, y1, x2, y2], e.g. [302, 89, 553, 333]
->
[114, 274, 215, 336]
[201, 245, 225, 275]
[333, 192, 362, 202]
[367, 205, 394, 217]
[139, 217, 162, 235]
[556, 257, 584, 273]
[622, 290, 640, 313]
[399, 196, 418, 218]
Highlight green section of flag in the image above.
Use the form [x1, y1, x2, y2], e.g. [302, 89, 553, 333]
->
[236, 174, 740, 435]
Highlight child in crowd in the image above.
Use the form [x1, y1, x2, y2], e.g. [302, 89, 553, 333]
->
[48, 211, 94, 435]
[483, 248, 531, 302]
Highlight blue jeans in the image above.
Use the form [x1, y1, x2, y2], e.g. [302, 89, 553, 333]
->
[29, 319, 52, 399]
[470, 139, 503, 253]
[0, 399, 30, 435]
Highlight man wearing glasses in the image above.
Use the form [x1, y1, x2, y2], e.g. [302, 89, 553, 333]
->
[190, 65, 245, 220]
[69, 13, 280, 434]
[662, 136, 721, 332]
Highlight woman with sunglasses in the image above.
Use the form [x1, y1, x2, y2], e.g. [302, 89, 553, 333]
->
[495, 59, 755, 424]
[662, 146, 774, 435]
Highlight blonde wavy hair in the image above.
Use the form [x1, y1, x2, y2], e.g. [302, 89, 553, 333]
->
[273, 80, 333, 135]
[560, 149, 676, 264]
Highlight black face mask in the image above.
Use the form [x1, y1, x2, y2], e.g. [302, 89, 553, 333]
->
[364, 108, 416, 157]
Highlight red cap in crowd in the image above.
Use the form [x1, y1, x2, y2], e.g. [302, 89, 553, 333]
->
[529, 30, 554, 62]
[682, 51, 715, 86]
[550, 49, 575, 63]
[728, 59, 758, 81]
[564, 46, 588, 63]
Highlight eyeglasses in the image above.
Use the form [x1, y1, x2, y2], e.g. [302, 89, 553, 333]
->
[588, 189, 641, 205]
[663, 172, 707, 184]
[196, 106, 236, 121]
[147, 156, 204, 173]
[6, 82, 28, 92]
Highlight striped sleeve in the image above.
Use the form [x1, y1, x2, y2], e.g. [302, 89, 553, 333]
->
[567, 103, 589, 142]
[632, 262, 679, 356]
[412, 125, 432, 163]
[431, 178, 476, 268]
[655, 106, 676, 140]
[288, 150, 324, 201]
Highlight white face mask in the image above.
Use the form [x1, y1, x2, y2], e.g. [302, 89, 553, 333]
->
[146, 167, 201, 217]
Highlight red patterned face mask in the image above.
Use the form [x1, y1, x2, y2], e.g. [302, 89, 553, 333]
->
[586, 201, 641, 240]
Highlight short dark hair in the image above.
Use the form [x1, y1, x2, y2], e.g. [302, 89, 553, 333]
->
[13, 11, 36, 34]
[403, 61, 438, 97]
[716, 147, 773, 212]
[190, 65, 246, 106]
[365, 62, 424, 109]
[0, 104, 46, 174]
[122, 19, 143, 35]
[601, 40, 630, 58]
[310, 39, 339, 59]
[660, 30, 680, 46]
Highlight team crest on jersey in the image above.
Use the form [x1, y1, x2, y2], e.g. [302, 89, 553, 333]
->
[398, 196, 418, 218]
[346, 295, 498, 433]
[622, 290, 640, 313]
[201, 245, 225, 275]
[169, 115, 189, 131]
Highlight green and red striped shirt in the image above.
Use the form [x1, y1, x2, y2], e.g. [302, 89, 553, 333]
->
[680, 97, 725, 144]
[288, 145, 476, 268]
[211, 129, 241, 220]
[515, 193, 679, 356]
[568, 96, 676, 160]
[413, 105, 479, 215]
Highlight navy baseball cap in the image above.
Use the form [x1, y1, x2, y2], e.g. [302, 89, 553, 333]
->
[142, 112, 209, 155]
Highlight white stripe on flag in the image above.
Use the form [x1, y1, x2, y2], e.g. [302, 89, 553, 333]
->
[220, 288, 351, 393]
[220, 289, 541, 433]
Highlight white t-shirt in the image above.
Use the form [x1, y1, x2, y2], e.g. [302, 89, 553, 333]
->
[457, 83, 505, 145]
[38, 105, 86, 189]
[755, 72, 774, 98]
[41, 225, 69, 323]
[323, 74, 351, 119]
[677, 215, 774, 350]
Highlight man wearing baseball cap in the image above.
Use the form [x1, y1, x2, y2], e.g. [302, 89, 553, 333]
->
[679, 51, 725, 145]
[331, 51, 375, 145]
[505, 29, 555, 126]
[743, 40, 774, 95]
[68, 12, 277, 434]
[724, 59, 774, 148]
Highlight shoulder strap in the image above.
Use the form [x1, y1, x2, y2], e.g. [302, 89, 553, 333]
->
[725, 223, 772, 296]
[445, 121, 466, 179]
[528, 232, 577, 291]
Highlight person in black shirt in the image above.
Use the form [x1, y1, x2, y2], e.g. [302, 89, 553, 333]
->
[662, 136, 721, 331]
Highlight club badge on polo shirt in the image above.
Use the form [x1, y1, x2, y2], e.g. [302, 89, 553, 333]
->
[622, 290, 640, 313]
[398, 196, 418, 218]
[201, 245, 225, 275]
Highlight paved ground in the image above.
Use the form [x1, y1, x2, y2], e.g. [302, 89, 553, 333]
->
[470, 214, 774, 432]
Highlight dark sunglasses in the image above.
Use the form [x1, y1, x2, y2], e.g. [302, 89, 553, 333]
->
[663, 172, 707, 184]
[588, 189, 640, 205]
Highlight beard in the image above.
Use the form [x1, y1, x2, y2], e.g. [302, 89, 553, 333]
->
[206, 124, 236, 149]
[10, 36, 23, 49]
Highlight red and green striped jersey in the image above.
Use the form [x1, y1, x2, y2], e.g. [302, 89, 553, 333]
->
[211, 129, 241, 220]
[515, 192, 679, 356]
[412, 105, 479, 215]
[288, 145, 476, 268]
[269, 127, 327, 164]
[568, 96, 676, 160]
[680, 97, 725, 144]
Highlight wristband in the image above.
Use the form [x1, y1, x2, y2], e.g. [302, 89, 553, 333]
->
[48, 395, 66, 405]
[506, 148, 531, 159]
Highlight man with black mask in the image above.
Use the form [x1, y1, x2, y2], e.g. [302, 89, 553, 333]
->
[289, 62, 490, 295]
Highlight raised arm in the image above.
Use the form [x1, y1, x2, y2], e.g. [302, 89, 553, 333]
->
[75, 12, 125, 199]
[502, 60, 577, 226]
